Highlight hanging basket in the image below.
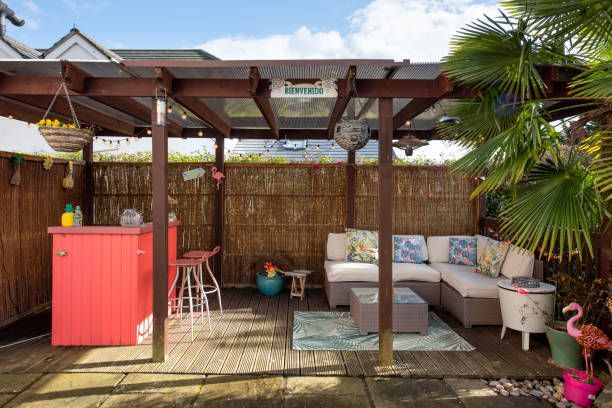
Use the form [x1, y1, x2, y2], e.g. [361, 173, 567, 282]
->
[37, 80, 94, 152]
[334, 118, 370, 151]
[39, 126, 94, 152]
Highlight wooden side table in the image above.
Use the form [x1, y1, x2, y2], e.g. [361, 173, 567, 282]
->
[497, 279, 555, 351]
[284, 270, 312, 300]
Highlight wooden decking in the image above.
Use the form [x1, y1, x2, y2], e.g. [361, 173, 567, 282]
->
[0, 289, 561, 378]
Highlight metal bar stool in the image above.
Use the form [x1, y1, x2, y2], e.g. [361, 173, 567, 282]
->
[183, 246, 222, 315]
[168, 258, 211, 341]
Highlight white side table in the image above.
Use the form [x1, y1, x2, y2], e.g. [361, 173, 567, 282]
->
[497, 279, 555, 351]
[285, 270, 313, 300]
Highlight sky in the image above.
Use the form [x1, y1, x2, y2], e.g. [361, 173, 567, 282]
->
[1, 0, 497, 160]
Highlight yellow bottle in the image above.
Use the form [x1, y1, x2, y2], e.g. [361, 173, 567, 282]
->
[61, 204, 74, 227]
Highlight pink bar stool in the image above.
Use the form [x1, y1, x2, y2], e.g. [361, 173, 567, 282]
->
[183, 246, 223, 315]
[168, 258, 211, 341]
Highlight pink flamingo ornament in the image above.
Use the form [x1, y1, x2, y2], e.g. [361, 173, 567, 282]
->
[211, 166, 225, 190]
[563, 302, 611, 377]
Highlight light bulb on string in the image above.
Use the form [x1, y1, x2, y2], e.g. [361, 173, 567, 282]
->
[197, 130, 203, 137]
[181, 112, 188, 120]
[146, 128, 152, 135]
[167, 104, 173, 114]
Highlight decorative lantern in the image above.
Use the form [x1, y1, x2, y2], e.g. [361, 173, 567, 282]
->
[334, 118, 370, 151]
[393, 134, 429, 156]
[155, 88, 167, 126]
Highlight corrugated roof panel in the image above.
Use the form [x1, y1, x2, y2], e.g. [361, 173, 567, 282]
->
[72, 96, 149, 126]
[355, 65, 393, 79]
[168, 66, 249, 79]
[112, 49, 218, 60]
[199, 97, 268, 128]
[271, 97, 335, 129]
[0, 59, 61, 76]
[259, 65, 348, 79]
[393, 63, 441, 79]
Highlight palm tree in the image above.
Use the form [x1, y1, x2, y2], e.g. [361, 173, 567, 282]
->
[437, 0, 611, 260]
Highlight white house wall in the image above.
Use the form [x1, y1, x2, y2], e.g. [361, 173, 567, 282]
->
[44, 34, 108, 60]
[0, 40, 23, 59]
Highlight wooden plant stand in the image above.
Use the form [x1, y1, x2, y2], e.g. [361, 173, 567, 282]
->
[285, 270, 312, 300]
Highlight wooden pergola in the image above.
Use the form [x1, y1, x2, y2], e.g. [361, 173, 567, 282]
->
[0, 58, 579, 364]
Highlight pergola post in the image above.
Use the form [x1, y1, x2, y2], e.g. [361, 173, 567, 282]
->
[345, 151, 356, 228]
[151, 97, 169, 362]
[82, 141, 94, 226]
[378, 97, 394, 365]
[213, 134, 225, 284]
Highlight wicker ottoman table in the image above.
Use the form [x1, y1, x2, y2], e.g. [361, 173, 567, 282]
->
[349, 287, 428, 335]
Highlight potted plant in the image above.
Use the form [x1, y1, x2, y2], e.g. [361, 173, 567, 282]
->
[545, 273, 609, 370]
[256, 262, 284, 296]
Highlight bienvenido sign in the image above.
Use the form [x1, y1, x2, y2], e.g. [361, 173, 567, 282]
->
[270, 79, 338, 98]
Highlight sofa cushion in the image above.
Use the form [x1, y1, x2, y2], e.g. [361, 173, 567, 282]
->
[501, 245, 535, 278]
[393, 235, 424, 263]
[449, 236, 477, 266]
[346, 228, 378, 264]
[475, 234, 491, 260]
[432, 263, 502, 298]
[394, 235, 428, 261]
[324, 261, 379, 282]
[428, 262, 476, 281]
[393, 263, 441, 283]
[427, 235, 473, 263]
[327, 233, 346, 261]
[477, 240, 510, 278]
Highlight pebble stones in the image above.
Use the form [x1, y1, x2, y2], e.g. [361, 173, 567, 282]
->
[483, 377, 579, 408]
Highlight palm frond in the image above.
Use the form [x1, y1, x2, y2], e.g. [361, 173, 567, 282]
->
[500, 152, 604, 260]
[442, 12, 550, 101]
[570, 61, 612, 99]
[450, 103, 558, 197]
[436, 92, 520, 148]
[502, 0, 612, 59]
[582, 128, 612, 202]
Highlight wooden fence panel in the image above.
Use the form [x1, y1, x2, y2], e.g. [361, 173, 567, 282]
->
[0, 152, 85, 326]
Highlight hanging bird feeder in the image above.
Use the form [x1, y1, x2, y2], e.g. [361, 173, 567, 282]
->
[393, 134, 429, 156]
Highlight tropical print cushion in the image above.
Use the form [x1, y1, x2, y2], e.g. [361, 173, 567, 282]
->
[477, 240, 511, 278]
[346, 228, 378, 264]
[448, 236, 477, 266]
[393, 235, 424, 263]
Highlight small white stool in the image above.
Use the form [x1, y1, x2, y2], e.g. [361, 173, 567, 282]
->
[168, 258, 211, 341]
[284, 270, 313, 300]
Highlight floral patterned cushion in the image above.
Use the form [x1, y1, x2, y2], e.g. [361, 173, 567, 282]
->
[448, 236, 477, 266]
[346, 228, 378, 264]
[393, 235, 424, 263]
[477, 240, 511, 278]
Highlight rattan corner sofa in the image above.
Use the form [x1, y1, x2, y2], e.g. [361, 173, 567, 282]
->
[323, 233, 541, 328]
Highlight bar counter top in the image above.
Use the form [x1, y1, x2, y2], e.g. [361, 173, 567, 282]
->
[48, 220, 180, 235]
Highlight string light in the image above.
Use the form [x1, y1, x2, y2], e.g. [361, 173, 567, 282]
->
[146, 128, 152, 135]
[181, 111, 188, 120]
[7, 114, 13, 119]
[167, 104, 173, 114]
[197, 130, 204, 137]
[405, 120, 411, 126]
[214, 144, 218, 149]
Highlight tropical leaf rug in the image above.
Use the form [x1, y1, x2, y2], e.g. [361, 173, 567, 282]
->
[292, 311, 475, 351]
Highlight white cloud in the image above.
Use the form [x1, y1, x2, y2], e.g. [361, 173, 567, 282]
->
[198, 0, 498, 61]
[21, 0, 41, 14]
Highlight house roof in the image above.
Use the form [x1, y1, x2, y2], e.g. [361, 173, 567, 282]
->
[42, 28, 122, 60]
[3, 35, 41, 58]
[231, 139, 393, 162]
[111, 49, 218, 60]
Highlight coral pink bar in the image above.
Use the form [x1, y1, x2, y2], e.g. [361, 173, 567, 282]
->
[49, 222, 179, 346]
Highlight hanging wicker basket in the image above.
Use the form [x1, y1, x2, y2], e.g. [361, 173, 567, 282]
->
[37, 80, 94, 152]
[39, 126, 94, 152]
[333, 118, 370, 151]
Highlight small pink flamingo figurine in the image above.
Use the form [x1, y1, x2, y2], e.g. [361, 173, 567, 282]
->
[211, 166, 225, 190]
[563, 302, 611, 377]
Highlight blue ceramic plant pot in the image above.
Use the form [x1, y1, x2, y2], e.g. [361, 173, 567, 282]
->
[256, 272, 284, 296]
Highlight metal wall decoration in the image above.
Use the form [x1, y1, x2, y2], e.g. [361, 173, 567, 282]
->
[334, 118, 370, 151]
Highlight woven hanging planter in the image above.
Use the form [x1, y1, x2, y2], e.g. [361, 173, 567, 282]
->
[38, 81, 94, 152]
[334, 118, 370, 151]
[39, 127, 94, 152]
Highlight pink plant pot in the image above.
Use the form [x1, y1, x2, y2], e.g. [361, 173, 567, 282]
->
[563, 369, 603, 407]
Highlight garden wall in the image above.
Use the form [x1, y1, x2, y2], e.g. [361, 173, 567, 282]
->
[93, 163, 478, 286]
[0, 152, 85, 326]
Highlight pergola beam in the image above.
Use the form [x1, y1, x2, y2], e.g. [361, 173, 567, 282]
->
[327, 65, 356, 139]
[8, 95, 134, 135]
[249, 67, 279, 138]
[356, 67, 398, 120]
[393, 98, 438, 130]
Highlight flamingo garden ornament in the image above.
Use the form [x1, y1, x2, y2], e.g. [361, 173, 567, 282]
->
[563, 302, 611, 377]
[211, 166, 225, 190]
